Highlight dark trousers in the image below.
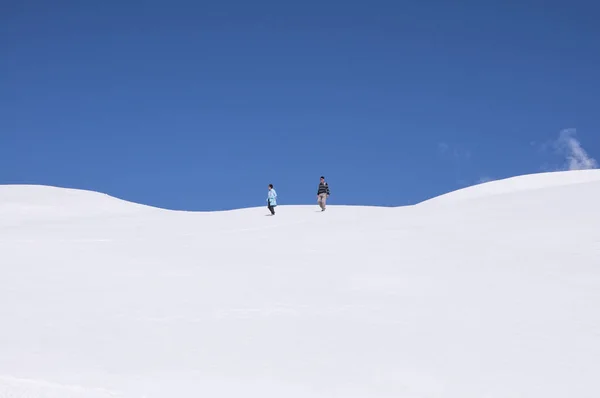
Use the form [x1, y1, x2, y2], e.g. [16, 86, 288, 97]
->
[268, 203, 276, 215]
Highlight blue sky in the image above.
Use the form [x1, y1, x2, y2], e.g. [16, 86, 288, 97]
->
[1, 0, 599, 210]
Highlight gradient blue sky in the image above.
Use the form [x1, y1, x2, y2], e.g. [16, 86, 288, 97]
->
[2, 1, 599, 210]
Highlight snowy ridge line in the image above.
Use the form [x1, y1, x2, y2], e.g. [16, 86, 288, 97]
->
[0, 184, 153, 210]
[0, 374, 131, 398]
[1, 170, 599, 214]
[3, 170, 600, 212]
[420, 169, 600, 205]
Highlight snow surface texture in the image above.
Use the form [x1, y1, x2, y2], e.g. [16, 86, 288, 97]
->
[1, 171, 599, 398]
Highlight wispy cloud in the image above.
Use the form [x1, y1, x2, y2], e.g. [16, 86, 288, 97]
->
[553, 128, 597, 171]
[476, 176, 493, 184]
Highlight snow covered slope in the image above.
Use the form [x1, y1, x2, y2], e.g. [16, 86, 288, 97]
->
[420, 169, 600, 205]
[1, 171, 600, 398]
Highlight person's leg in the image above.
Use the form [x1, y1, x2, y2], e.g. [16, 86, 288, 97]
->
[318, 193, 326, 210]
[268, 203, 275, 215]
[321, 193, 327, 210]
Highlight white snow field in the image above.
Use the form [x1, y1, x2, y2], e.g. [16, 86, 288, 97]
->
[1, 170, 599, 398]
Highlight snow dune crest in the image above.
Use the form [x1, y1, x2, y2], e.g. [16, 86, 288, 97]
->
[3, 169, 600, 214]
[420, 169, 600, 205]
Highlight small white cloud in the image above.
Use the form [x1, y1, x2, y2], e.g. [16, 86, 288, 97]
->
[553, 128, 598, 171]
[476, 176, 493, 184]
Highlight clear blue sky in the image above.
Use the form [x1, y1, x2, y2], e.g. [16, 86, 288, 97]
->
[2, 1, 599, 210]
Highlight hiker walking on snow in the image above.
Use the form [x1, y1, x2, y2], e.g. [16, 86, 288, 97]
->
[267, 184, 277, 215]
[317, 176, 330, 211]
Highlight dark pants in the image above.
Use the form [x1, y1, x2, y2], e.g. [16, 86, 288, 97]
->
[268, 203, 276, 215]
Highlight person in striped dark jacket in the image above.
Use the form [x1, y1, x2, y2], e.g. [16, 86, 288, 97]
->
[317, 176, 330, 211]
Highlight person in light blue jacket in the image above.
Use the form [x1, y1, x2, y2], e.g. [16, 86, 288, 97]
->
[267, 184, 277, 215]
